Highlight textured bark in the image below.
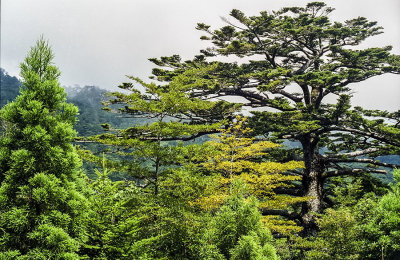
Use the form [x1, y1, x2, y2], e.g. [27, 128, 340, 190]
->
[300, 135, 325, 235]
[154, 157, 160, 196]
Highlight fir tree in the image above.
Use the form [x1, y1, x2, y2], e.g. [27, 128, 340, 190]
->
[0, 38, 89, 258]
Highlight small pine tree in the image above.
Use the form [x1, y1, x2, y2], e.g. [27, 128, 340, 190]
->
[82, 155, 157, 259]
[204, 183, 280, 260]
[0, 38, 89, 258]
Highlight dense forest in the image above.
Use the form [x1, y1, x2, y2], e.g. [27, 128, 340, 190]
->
[0, 2, 400, 259]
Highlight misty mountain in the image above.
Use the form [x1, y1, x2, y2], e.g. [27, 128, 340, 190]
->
[64, 85, 135, 136]
[0, 68, 20, 107]
[0, 68, 135, 137]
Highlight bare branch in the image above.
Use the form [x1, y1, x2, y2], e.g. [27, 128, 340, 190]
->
[272, 89, 303, 103]
[322, 148, 380, 159]
[260, 208, 301, 220]
[328, 126, 399, 146]
[219, 87, 295, 111]
[327, 157, 399, 168]
[139, 130, 218, 142]
[324, 168, 387, 178]
[273, 188, 303, 196]
[74, 139, 97, 143]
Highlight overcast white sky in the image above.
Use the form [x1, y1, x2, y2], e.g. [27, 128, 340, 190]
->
[1, 0, 399, 111]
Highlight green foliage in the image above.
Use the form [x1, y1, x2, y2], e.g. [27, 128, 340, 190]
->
[305, 207, 364, 259]
[203, 185, 279, 260]
[84, 65, 239, 195]
[0, 2, 397, 258]
[122, 168, 212, 259]
[231, 233, 279, 260]
[373, 169, 400, 257]
[82, 156, 156, 259]
[301, 169, 400, 260]
[0, 38, 89, 257]
[79, 140, 283, 259]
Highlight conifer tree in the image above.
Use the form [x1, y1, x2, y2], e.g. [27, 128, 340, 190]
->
[0, 38, 89, 258]
[82, 156, 156, 259]
[88, 75, 237, 195]
[202, 181, 280, 260]
[141, 2, 400, 233]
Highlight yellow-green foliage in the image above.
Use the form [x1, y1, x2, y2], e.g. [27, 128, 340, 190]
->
[194, 116, 306, 234]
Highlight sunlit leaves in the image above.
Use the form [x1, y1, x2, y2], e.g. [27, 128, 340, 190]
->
[192, 117, 305, 234]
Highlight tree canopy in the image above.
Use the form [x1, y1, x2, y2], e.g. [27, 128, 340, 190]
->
[116, 1, 400, 233]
